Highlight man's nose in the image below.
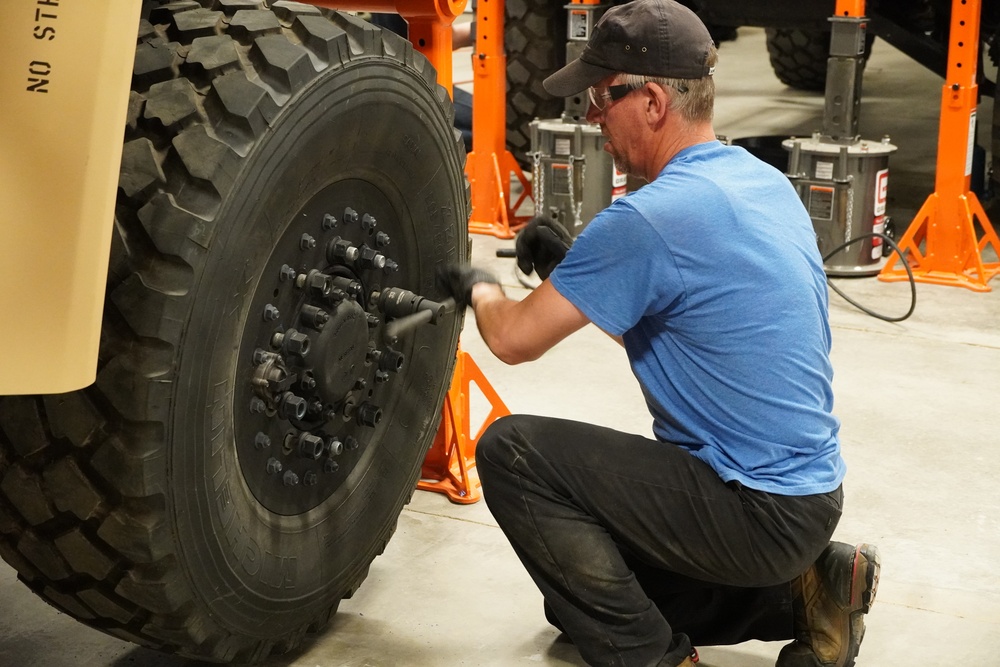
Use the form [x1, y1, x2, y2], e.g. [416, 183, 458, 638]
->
[585, 102, 602, 124]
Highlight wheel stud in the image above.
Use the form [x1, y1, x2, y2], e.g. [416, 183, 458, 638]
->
[383, 259, 399, 273]
[283, 470, 300, 486]
[328, 437, 344, 456]
[266, 457, 283, 475]
[345, 435, 360, 450]
[250, 397, 266, 414]
[324, 458, 340, 474]
[375, 231, 390, 247]
[279, 264, 297, 282]
[255, 432, 271, 450]
[298, 432, 325, 459]
[322, 213, 338, 230]
[263, 304, 280, 321]
[344, 207, 359, 225]
[354, 378, 367, 390]
[304, 470, 319, 486]
[279, 392, 307, 420]
[361, 213, 377, 232]
[375, 370, 390, 383]
[300, 234, 317, 250]
[367, 314, 380, 328]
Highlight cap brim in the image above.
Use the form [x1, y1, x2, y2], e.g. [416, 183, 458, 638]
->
[543, 57, 616, 97]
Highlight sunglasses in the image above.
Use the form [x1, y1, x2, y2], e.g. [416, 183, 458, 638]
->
[587, 83, 642, 111]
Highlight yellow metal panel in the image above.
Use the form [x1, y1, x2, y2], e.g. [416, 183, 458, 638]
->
[0, 0, 141, 394]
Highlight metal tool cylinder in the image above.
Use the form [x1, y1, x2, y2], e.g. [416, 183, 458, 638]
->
[783, 134, 897, 275]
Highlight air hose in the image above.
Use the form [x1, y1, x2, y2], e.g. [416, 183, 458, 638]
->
[822, 232, 916, 322]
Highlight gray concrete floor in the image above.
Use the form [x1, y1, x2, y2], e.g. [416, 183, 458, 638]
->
[3, 25, 1000, 667]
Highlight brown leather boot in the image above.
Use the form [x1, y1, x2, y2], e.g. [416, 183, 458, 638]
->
[775, 542, 880, 667]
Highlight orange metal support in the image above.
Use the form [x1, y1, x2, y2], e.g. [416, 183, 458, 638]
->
[418, 348, 510, 504]
[307, 0, 465, 92]
[834, 0, 866, 18]
[878, 0, 1000, 291]
[466, 0, 534, 238]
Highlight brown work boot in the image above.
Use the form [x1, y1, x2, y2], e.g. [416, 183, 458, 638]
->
[776, 542, 880, 667]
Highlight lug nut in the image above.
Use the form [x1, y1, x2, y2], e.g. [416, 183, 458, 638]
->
[330, 276, 362, 298]
[300, 234, 317, 250]
[357, 402, 382, 427]
[298, 432, 326, 460]
[301, 304, 330, 331]
[304, 470, 318, 486]
[357, 245, 386, 270]
[282, 329, 311, 357]
[305, 270, 332, 299]
[375, 231, 390, 247]
[266, 457, 283, 474]
[354, 378, 367, 391]
[373, 347, 404, 373]
[324, 458, 340, 474]
[345, 435, 360, 450]
[383, 259, 399, 273]
[299, 372, 317, 391]
[328, 237, 360, 264]
[328, 438, 344, 456]
[322, 213, 338, 230]
[279, 264, 297, 282]
[279, 392, 307, 420]
[366, 314, 381, 328]
[250, 397, 266, 414]
[375, 370, 390, 383]
[255, 432, 271, 450]
[283, 469, 300, 486]
[263, 304, 280, 321]
[344, 207, 359, 225]
[361, 213, 377, 232]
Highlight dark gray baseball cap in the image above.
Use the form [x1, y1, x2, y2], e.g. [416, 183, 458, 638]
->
[544, 0, 715, 97]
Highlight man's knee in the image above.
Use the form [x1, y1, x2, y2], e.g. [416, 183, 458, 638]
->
[476, 413, 526, 473]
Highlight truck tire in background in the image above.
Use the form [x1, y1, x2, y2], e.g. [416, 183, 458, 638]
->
[765, 27, 873, 92]
[0, 1, 467, 663]
[505, 0, 567, 161]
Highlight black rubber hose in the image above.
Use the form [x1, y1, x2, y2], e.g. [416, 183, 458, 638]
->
[823, 232, 917, 322]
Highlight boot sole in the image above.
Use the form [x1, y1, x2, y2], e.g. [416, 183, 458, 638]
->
[845, 543, 880, 666]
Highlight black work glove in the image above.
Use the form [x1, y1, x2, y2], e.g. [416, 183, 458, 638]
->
[435, 264, 501, 309]
[515, 216, 573, 280]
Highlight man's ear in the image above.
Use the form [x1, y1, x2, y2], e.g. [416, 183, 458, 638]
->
[644, 82, 670, 127]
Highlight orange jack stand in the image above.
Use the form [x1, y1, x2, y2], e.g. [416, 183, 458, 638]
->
[419, 348, 510, 503]
[878, 0, 1000, 292]
[465, 0, 533, 238]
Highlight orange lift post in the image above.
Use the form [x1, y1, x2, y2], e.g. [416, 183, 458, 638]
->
[878, 0, 1000, 291]
[465, 0, 534, 238]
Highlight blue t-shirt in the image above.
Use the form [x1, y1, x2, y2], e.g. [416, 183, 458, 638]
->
[550, 141, 845, 495]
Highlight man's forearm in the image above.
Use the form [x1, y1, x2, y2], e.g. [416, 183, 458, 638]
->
[470, 283, 531, 364]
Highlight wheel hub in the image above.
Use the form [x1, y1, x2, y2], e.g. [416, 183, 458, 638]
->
[235, 182, 432, 515]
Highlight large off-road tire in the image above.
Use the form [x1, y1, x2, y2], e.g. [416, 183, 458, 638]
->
[0, 1, 467, 663]
[765, 27, 874, 92]
[505, 0, 567, 161]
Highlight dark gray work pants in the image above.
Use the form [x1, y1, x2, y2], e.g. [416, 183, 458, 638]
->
[475, 414, 843, 667]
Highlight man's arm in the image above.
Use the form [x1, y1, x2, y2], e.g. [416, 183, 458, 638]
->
[470, 279, 591, 364]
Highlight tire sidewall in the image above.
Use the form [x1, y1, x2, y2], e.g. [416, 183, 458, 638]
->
[170, 57, 466, 632]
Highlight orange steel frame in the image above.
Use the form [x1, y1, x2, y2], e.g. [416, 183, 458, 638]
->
[878, 0, 1000, 291]
[465, 0, 533, 238]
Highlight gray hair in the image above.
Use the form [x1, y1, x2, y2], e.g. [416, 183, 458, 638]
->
[620, 43, 718, 123]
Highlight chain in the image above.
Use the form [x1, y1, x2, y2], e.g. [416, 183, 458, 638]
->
[531, 151, 544, 216]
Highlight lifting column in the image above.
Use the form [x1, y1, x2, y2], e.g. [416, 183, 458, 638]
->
[878, 0, 1000, 291]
